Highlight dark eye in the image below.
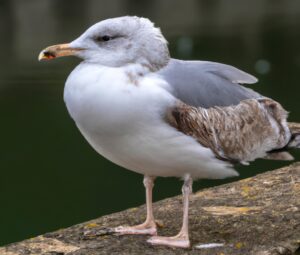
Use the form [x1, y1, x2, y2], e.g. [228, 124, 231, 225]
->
[95, 35, 111, 42]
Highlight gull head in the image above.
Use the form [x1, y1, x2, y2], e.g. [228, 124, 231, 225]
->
[39, 16, 170, 71]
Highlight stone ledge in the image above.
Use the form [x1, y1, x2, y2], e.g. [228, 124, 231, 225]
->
[1, 163, 300, 255]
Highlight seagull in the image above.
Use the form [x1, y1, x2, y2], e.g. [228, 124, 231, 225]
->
[38, 16, 300, 248]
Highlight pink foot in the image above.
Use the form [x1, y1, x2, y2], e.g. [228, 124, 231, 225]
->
[147, 235, 190, 248]
[114, 222, 157, 236]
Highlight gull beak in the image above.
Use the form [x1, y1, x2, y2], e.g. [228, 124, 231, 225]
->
[38, 43, 84, 61]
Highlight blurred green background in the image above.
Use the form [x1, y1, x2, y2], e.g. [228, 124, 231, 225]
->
[1, 0, 300, 247]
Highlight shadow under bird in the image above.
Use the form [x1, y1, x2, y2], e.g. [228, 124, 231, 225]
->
[38, 16, 300, 248]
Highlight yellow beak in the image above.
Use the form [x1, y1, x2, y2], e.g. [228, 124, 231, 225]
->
[38, 43, 84, 61]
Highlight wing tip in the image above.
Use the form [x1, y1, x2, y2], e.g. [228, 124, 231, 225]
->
[232, 74, 259, 85]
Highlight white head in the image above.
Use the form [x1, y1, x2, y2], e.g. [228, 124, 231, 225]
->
[39, 16, 170, 71]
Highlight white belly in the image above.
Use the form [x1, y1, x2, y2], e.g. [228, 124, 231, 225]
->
[77, 122, 236, 179]
[64, 63, 237, 179]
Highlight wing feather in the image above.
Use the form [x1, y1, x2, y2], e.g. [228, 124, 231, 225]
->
[166, 98, 291, 164]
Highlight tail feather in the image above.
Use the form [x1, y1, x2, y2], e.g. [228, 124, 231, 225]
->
[288, 122, 300, 149]
[265, 151, 294, 161]
[266, 122, 300, 161]
[288, 133, 300, 148]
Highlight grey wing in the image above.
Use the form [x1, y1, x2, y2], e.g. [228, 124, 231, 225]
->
[158, 59, 261, 108]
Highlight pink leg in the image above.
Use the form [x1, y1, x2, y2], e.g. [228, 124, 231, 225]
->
[114, 175, 157, 235]
[147, 175, 193, 248]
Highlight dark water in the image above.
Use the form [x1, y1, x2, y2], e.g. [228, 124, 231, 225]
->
[1, 0, 300, 247]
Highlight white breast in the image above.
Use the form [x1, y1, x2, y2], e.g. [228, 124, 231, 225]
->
[64, 64, 172, 132]
[63, 63, 237, 179]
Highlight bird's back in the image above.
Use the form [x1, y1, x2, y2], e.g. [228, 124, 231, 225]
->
[159, 59, 261, 108]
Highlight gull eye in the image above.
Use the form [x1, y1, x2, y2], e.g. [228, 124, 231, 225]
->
[95, 35, 111, 42]
[102, 35, 111, 41]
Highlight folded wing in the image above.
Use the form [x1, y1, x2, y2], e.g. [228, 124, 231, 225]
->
[166, 98, 291, 164]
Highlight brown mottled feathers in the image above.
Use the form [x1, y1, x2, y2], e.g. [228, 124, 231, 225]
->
[166, 98, 291, 164]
